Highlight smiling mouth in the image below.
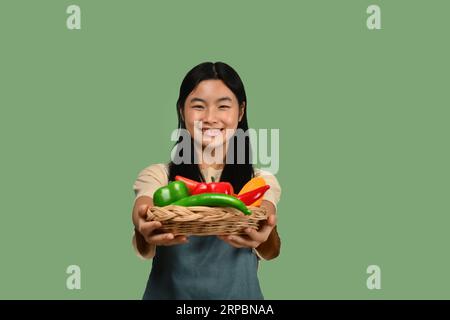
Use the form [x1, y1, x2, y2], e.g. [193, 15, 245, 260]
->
[202, 128, 223, 137]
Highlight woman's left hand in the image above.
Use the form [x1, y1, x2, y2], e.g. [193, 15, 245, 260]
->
[218, 213, 277, 249]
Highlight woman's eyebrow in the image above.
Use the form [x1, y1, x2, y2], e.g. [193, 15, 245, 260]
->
[216, 97, 232, 103]
[190, 97, 206, 103]
[189, 97, 232, 103]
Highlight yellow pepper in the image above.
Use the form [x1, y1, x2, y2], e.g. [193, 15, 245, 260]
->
[238, 177, 267, 207]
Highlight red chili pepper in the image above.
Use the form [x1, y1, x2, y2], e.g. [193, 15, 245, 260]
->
[175, 175, 234, 195]
[237, 185, 270, 206]
[175, 176, 199, 193]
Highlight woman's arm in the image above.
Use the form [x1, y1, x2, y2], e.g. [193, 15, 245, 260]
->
[132, 196, 155, 258]
[254, 200, 280, 260]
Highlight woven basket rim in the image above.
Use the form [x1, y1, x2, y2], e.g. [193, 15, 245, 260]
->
[146, 205, 268, 235]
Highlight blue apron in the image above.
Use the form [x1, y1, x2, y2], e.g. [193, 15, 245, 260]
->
[142, 235, 263, 300]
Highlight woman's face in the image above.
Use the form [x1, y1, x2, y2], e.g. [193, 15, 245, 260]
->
[182, 79, 245, 149]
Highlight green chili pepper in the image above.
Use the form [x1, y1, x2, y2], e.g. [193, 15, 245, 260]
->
[152, 181, 190, 207]
[172, 193, 252, 216]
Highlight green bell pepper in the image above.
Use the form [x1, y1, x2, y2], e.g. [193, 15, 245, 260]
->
[172, 193, 252, 216]
[152, 181, 190, 207]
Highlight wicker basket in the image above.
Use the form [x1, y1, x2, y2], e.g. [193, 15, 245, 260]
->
[147, 205, 268, 236]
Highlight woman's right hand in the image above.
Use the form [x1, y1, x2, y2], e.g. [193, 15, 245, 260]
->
[136, 204, 189, 246]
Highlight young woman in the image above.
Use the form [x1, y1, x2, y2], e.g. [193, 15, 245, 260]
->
[131, 62, 281, 299]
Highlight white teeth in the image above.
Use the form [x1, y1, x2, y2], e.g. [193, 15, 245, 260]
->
[203, 129, 222, 137]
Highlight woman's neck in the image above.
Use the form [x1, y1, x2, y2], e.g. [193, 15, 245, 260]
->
[196, 145, 226, 170]
[198, 163, 224, 170]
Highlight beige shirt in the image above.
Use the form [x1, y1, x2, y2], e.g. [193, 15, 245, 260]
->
[132, 163, 282, 259]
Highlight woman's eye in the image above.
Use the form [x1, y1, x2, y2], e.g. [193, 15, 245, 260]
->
[219, 105, 231, 109]
[192, 105, 204, 110]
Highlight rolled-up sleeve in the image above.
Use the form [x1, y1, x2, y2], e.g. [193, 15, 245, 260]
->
[133, 163, 169, 200]
[254, 169, 282, 209]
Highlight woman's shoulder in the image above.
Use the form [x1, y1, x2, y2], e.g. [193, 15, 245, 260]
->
[136, 163, 169, 183]
[133, 163, 169, 201]
[254, 167, 277, 179]
[253, 168, 280, 187]
[139, 163, 169, 174]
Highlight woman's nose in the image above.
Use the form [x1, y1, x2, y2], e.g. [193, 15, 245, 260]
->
[203, 108, 218, 124]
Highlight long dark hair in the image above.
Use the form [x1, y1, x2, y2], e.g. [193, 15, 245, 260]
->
[168, 62, 254, 193]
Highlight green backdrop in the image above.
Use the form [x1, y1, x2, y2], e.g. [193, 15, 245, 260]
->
[1, 0, 449, 299]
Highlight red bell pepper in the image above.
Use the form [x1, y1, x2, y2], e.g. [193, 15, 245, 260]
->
[175, 175, 234, 195]
[237, 185, 270, 206]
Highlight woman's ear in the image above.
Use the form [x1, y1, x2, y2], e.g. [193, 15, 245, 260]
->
[238, 102, 246, 122]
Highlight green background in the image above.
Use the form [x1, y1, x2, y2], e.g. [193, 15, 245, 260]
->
[1, 0, 449, 299]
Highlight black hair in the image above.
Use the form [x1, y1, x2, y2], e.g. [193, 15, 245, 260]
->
[168, 62, 254, 193]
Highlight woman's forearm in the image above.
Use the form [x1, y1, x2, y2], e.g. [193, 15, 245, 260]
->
[256, 226, 281, 260]
[255, 201, 281, 260]
[132, 196, 155, 258]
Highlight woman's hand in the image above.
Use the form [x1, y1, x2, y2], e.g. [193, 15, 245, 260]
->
[217, 200, 281, 260]
[136, 204, 189, 246]
[218, 212, 277, 249]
